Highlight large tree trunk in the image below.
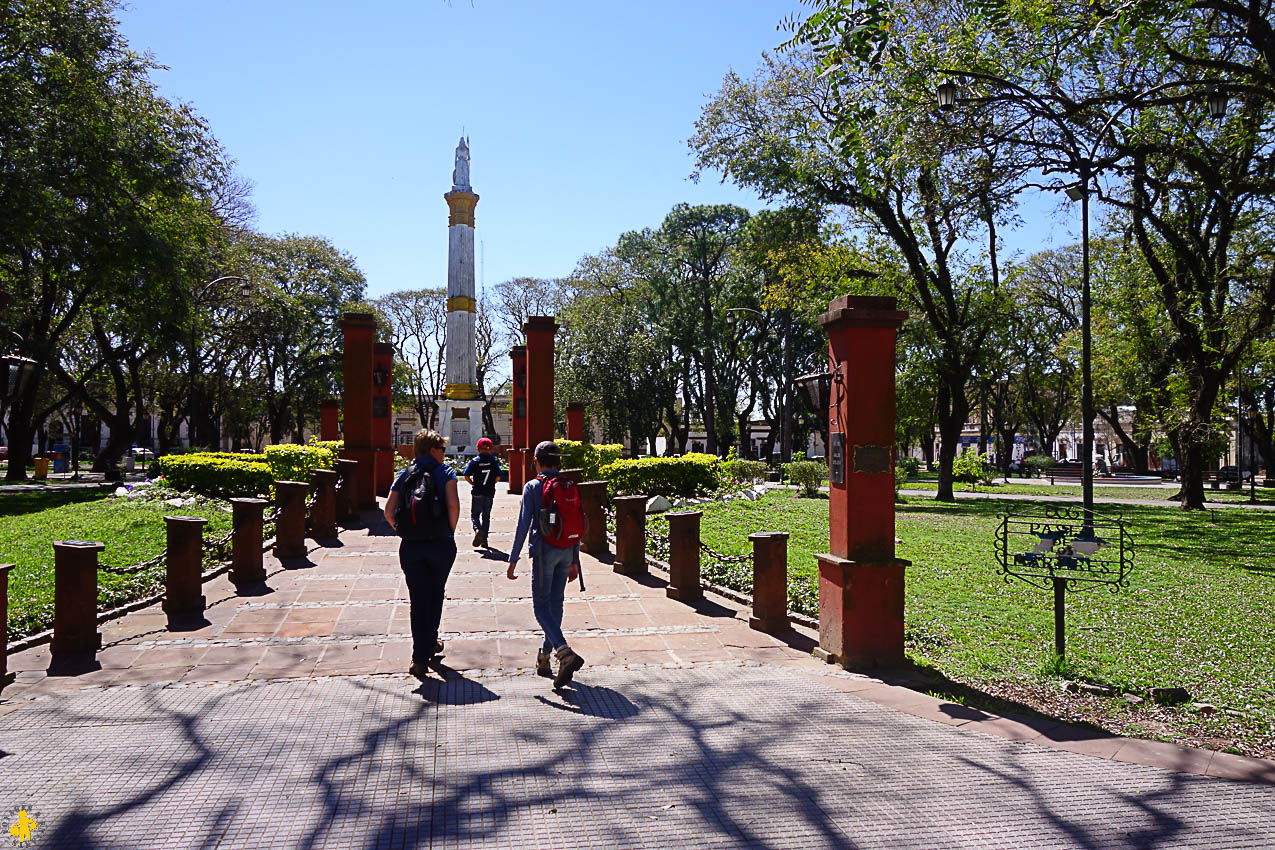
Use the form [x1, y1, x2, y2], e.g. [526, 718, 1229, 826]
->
[934, 379, 969, 502]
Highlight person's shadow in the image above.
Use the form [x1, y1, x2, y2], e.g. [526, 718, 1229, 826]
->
[535, 682, 640, 720]
[413, 660, 501, 705]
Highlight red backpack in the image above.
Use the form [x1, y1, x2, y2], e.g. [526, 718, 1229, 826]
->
[537, 473, 584, 548]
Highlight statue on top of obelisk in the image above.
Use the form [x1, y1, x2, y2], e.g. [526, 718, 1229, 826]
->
[452, 136, 471, 192]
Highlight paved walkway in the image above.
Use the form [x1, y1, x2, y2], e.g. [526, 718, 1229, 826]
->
[1, 485, 1273, 848]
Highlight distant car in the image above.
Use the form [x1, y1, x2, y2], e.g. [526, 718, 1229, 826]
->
[130, 447, 155, 460]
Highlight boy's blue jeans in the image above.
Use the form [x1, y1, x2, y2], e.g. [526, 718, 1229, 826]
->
[532, 544, 575, 652]
[471, 493, 494, 534]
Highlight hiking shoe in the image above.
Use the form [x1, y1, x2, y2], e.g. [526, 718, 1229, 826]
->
[408, 662, 428, 681]
[432, 640, 445, 659]
[535, 651, 552, 677]
[553, 648, 584, 689]
[473, 530, 483, 548]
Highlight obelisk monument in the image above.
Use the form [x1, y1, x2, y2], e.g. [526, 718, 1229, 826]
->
[436, 136, 485, 454]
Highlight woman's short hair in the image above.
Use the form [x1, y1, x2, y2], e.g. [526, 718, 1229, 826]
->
[413, 428, 447, 458]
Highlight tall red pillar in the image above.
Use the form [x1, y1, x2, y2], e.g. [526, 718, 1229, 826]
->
[523, 317, 558, 482]
[372, 342, 395, 496]
[320, 399, 340, 442]
[566, 402, 585, 442]
[339, 312, 377, 509]
[814, 295, 911, 669]
[508, 345, 527, 494]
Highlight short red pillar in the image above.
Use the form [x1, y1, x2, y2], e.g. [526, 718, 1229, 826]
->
[334, 458, 360, 522]
[274, 480, 309, 559]
[320, 398, 341, 442]
[163, 515, 207, 623]
[373, 341, 395, 496]
[0, 564, 16, 688]
[749, 531, 789, 634]
[51, 540, 103, 662]
[577, 481, 609, 557]
[509, 345, 527, 494]
[566, 402, 585, 442]
[339, 312, 377, 509]
[560, 467, 583, 484]
[666, 511, 703, 603]
[310, 469, 338, 539]
[814, 295, 910, 668]
[613, 495, 647, 577]
[524, 317, 557, 483]
[230, 497, 268, 584]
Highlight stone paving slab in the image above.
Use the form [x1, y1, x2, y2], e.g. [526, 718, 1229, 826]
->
[1, 664, 1272, 849]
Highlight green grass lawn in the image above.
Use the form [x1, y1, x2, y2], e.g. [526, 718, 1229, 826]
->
[0, 488, 234, 641]
[902, 478, 1275, 504]
[652, 491, 1275, 756]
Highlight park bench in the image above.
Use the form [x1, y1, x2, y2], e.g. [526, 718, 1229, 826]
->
[1047, 467, 1084, 485]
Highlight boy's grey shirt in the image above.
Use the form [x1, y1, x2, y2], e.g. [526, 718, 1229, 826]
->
[509, 469, 580, 564]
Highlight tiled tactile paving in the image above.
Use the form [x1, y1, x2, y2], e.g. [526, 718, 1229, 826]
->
[1, 664, 1271, 849]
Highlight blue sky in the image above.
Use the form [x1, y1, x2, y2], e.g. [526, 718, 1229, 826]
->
[115, 1, 1070, 299]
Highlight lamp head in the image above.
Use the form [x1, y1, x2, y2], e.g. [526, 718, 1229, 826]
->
[936, 79, 958, 111]
[1207, 87, 1228, 121]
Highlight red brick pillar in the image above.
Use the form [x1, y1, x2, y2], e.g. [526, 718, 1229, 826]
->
[613, 495, 647, 577]
[320, 398, 341, 442]
[51, 540, 103, 662]
[666, 511, 703, 603]
[815, 295, 910, 668]
[0, 564, 15, 688]
[523, 317, 557, 484]
[577, 481, 609, 557]
[509, 345, 527, 494]
[339, 312, 377, 509]
[373, 341, 395, 496]
[230, 497, 268, 584]
[750, 531, 789, 634]
[274, 480, 309, 559]
[310, 469, 338, 538]
[163, 515, 207, 624]
[334, 458, 360, 522]
[566, 402, 585, 442]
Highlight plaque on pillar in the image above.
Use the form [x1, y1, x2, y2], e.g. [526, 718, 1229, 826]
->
[514, 398, 526, 419]
[372, 396, 389, 418]
[829, 433, 845, 484]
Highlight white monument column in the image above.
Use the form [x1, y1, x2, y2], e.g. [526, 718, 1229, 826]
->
[437, 136, 485, 454]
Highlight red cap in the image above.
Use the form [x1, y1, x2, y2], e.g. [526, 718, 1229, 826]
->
[476, 437, 494, 450]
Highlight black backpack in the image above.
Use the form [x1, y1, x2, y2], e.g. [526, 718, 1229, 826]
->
[395, 464, 448, 540]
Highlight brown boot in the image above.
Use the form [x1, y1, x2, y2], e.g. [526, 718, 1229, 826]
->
[553, 647, 584, 688]
[535, 651, 552, 677]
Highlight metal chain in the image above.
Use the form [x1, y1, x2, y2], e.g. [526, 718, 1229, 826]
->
[98, 549, 167, 575]
[202, 527, 236, 563]
[699, 540, 751, 565]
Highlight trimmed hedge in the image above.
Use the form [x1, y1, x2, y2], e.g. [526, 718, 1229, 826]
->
[266, 443, 340, 484]
[601, 453, 723, 498]
[153, 454, 273, 498]
[557, 441, 624, 481]
[723, 458, 768, 483]
[784, 460, 826, 496]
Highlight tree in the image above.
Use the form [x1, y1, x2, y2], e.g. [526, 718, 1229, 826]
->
[375, 288, 448, 428]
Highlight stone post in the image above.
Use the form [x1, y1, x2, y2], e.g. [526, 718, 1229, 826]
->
[509, 345, 527, 494]
[613, 495, 647, 577]
[561, 468, 583, 484]
[51, 540, 103, 662]
[523, 317, 558, 484]
[339, 312, 378, 508]
[310, 469, 338, 539]
[274, 480, 309, 559]
[230, 498, 269, 584]
[373, 341, 395, 496]
[666, 511, 703, 603]
[320, 398, 341, 442]
[577, 481, 609, 557]
[815, 295, 911, 668]
[566, 402, 585, 442]
[750, 531, 789, 634]
[334, 458, 360, 522]
[163, 515, 207, 623]
[0, 564, 15, 688]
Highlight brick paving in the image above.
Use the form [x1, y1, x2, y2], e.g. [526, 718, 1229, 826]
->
[1, 483, 1273, 847]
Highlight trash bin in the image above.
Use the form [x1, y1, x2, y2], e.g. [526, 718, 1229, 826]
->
[33, 456, 49, 479]
[53, 453, 67, 473]
[124, 455, 136, 472]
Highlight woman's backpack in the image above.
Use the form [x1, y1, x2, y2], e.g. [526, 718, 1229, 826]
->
[395, 465, 447, 540]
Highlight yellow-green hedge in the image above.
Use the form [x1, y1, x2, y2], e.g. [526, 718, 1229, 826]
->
[265, 443, 340, 484]
[153, 454, 273, 498]
[600, 453, 723, 498]
[557, 441, 624, 482]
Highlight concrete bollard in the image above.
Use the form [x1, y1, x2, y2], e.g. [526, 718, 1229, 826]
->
[230, 498, 269, 584]
[310, 469, 339, 538]
[577, 481, 609, 557]
[334, 458, 360, 522]
[0, 564, 14, 688]
[51, 540, 103, 662]
[163, 515, 208, 623]
[561, 467, 583, 484]
[613, 495, 647, 577]
[666, 511, 703, 603]
[274, 481, 309, 559]
[749, 531, 790, 634]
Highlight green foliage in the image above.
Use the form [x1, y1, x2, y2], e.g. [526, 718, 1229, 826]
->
[783, 460, 826, 496]
[601, 453, 724, 497]
[895, 464, 909, 499]
[952, 449, 993, 489]
[308, 438, 344, 455]
[1023, 454, 1055, 477]
[556, 441, 624, 482]
[723, 458, 769, 483]
[897, 455, 921, 477]
[153, 453, 272, 498]
[264, 443, 339, 484]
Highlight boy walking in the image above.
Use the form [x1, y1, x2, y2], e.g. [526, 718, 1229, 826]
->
[507, 440, 585, 688]
[462, 437, 502, 549]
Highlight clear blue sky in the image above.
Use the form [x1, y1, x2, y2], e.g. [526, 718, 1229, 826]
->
[116, 1, 1068, 299]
